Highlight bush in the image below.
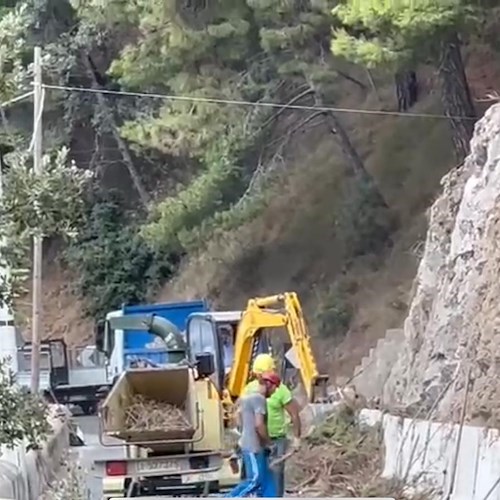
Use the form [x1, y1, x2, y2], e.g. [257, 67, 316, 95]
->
[315, 281, 354, 340]
[336, 180, 396, 259]
[0, 359, 49, 449]
[64, 190, 179, 320]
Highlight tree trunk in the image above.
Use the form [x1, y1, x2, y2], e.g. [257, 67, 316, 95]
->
[438, 32, 476, 163]
[83, 56, 150, 209]
[311, 86, 388, 208]
[395, 70, 418, 112]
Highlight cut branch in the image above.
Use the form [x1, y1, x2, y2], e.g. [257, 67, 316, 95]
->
[260, 87, 314, 130]
[335, 70, 366, 90]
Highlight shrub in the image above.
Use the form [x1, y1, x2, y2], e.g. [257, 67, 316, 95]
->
[64, 190, 179, 320]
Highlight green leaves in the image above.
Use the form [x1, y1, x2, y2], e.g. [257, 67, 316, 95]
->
[0, 2, 31, 100]
[0, 359, 49, 448]
[331, 0, 477, 68]
[0, 146, 92, 307]
[1, 147, 92, 240]
[64, 192, 177, 318]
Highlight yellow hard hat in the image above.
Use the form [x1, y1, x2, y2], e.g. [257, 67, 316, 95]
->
[252, 353, 276, 374]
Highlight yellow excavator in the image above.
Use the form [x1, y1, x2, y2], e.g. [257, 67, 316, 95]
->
[97, 292, 330, 498]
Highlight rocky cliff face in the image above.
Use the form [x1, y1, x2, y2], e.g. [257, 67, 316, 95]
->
[382, 104, 500, 426]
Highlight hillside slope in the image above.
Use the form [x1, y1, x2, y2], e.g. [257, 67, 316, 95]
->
[16, 43, 498, 384]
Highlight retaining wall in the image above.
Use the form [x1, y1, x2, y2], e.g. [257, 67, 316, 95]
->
[361, 409, 500, 500]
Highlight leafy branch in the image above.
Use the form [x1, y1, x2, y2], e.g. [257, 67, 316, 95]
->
[0, 146, 93, 307]
[0, 359, 49, 449]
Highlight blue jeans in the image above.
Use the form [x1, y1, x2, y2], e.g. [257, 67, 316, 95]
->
[224, 449, 277, 497]
[269, 437, 288, 497]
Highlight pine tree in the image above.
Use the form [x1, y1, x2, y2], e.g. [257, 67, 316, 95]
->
[331, 0, 478, 162]
[248, 0, 388, 205]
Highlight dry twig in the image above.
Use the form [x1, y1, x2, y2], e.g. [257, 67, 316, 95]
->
[286, 409, 432, 499]
[125, 395, 191, 432]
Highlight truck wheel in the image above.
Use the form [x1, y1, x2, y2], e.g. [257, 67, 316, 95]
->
[80, 403, 95, 415]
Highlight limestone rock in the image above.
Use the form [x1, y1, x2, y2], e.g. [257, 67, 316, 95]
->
[382, 104, 500, 426]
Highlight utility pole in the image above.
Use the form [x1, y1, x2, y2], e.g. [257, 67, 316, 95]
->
[30, 46, 43, 393]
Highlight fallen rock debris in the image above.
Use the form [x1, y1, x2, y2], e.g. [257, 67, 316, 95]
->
[125, 395, 191, 432]
[286, 408, 432, 499]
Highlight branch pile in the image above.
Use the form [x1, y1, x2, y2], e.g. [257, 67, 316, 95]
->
[287, 408, 432, 499]
[125, 395, 191, 432]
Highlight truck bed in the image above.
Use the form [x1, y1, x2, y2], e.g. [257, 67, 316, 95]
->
[15, 370, 51, 392]
[66, 366, 108, 387]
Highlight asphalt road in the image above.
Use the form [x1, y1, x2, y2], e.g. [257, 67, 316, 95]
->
[74, 415, 127, 499]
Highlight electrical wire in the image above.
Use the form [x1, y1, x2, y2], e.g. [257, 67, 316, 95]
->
[0, 91, 34, 109]
[40, 83, 478, 121]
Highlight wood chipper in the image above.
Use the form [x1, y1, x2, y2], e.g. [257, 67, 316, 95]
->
[94, 314, 239, 498]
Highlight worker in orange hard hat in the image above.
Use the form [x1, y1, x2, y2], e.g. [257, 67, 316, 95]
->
[243, 353, 302, 496]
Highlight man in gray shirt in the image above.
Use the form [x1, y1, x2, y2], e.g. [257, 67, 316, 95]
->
[225, 372, 281, 497]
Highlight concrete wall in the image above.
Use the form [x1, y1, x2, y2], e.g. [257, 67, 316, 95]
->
[361, 409, 500, 500]
[0, 419, 69, 500]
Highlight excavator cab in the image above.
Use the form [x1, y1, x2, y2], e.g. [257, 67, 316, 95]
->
[185, 311, 274, 391]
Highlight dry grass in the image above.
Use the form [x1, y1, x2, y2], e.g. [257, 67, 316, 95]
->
[125, 395, 191, 432]
[287, 408, 433, 499]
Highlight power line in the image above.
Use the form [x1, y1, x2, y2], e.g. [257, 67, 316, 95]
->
[41, 83, 478, 121]
[0, 91, 34, 109]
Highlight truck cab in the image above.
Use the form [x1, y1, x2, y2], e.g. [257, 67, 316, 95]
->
[96, 300, 209, 385]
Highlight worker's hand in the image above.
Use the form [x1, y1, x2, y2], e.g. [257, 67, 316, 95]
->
[290, 436, 301, 451]
[264, 443, 276, 457]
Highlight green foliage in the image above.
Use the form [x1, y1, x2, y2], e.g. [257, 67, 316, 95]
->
[0, 359, 49, 448]
[250, 0, 335, 82]
[0, 147, 92, 307]
[64, 191, 178, 319]
[315, 280, 354, 339]
[305, 406, 357, 446]
[336, 180, 395, 258]
[0, 2, 31, 100]
[140, 118, 268, 252]
[2, 147, 91, 239]
[331, 0, 477, 69]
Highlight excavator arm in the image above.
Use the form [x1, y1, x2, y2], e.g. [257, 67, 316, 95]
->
[226, 292, 329, 403]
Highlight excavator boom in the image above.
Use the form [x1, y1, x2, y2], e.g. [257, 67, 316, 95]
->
[227, 292, 328, 402]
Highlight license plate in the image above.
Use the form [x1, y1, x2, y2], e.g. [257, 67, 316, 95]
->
[181, 471, 219, 484]
[135, 459, 181, 474]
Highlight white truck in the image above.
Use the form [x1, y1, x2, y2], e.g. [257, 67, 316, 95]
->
[16, 339, 109, 414]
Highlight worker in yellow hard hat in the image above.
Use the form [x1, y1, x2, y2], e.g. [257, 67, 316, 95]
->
[243, 353, 302, 497]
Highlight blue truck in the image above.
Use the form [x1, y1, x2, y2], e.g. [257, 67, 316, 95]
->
[96, 300, 209, 385]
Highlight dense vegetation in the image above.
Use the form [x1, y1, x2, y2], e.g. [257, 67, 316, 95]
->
[0, 0, 489, 331]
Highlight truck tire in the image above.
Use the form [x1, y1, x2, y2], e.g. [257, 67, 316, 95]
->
[80, 402, 96, 415]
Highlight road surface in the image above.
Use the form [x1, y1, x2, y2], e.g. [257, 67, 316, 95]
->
[74, 414, 126, 499]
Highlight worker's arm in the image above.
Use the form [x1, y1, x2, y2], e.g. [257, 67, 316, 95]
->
[253, 395, 271, 447]
[279, 384, 302, 450]
[284, 398, 302, 438]
[255, 412, 270, 446]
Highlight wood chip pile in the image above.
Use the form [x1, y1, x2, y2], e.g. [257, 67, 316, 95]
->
[124, 395, 191, 432]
